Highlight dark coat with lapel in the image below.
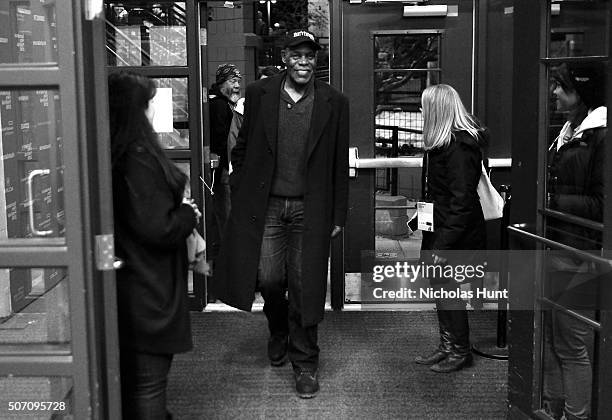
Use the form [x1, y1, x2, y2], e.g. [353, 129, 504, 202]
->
[212, 73, 349, 327]
[113, 146, 197, 354]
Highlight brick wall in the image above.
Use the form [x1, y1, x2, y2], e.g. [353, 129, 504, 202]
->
[206, 1, 257, 89]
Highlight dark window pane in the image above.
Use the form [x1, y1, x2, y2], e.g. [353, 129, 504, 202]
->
[151, 78, 189, 149]
[549, 1, 608, 58]
[105, 2, 187, 66]
[0, 1, 58, 64]
[373, 33, 441, 158]
[0, 268, 70, 345]
[374, 34, 440, 70]
[375, 70, 439, 107]
[0, 89, 65, 239]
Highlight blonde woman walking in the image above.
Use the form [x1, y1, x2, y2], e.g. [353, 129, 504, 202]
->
[414, 84, 488, 373]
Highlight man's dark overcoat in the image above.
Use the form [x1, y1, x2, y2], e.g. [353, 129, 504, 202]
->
[212, 72, 349, 327]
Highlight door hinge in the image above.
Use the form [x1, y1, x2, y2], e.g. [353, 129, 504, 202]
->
[95, 234, 117, 271]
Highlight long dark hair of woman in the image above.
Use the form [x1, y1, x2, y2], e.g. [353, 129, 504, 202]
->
[108, 71, 187, 199]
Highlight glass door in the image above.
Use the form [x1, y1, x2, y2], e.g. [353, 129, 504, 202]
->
[104, 0, 206, 309]
[340, 0, 490, 308]
[538, 4, 609, 418]
[508, 0, 612, 418]
[0, 0, 120, 418]
[200, 0, 332, 306]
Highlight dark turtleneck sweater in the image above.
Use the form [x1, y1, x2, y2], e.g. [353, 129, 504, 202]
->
[271, 78, 314, 197]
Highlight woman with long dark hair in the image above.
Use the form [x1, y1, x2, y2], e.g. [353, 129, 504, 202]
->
[414, 84, 488, 373]
[109, 71, 200, 419]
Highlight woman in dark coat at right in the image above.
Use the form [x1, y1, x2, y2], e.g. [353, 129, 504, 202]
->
[543, 62, 606, 420]
[109, 71, 200, 419]
[414, 84, 488, 373]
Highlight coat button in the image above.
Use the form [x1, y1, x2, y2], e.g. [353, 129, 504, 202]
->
[251, 215, 257, 222]
[259, 182, 265, 189]
[267, 148, 272, 154]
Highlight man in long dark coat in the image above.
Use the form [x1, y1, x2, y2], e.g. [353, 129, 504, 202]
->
[212, 29, 349, 398]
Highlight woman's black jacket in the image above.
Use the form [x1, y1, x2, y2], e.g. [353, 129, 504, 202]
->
[420, 130, 487, 263]
[547, 126, 606, 250]
[113, 145, 197, 354]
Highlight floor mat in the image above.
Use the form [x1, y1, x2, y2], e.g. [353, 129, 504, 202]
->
[168, 310, 508, 420]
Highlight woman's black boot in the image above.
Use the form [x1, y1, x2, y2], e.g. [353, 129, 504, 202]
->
[430, 307, 472, 373]
[414, 348, 449, 365]
[430, 352, 473, 373]
[415, 309, 453, 365]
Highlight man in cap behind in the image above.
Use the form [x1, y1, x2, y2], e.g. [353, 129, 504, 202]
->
[213, 30, 349, 398]
[208, 64, 242, 264]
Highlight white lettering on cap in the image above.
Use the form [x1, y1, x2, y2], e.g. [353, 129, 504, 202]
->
[293, 31, 314, 41]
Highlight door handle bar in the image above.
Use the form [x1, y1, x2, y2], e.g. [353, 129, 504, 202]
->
[348, 147, 511, 177]
[357, 157, 423, 169]
[27, 169, 53, 237]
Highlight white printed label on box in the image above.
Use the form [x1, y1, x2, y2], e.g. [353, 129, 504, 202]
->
[417, 201, 434, 232]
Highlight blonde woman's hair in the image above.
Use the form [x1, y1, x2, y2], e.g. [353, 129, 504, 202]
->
[421, 84, 480, 150]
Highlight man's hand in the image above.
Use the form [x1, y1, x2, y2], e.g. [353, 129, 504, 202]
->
[331, 225, 342, 239]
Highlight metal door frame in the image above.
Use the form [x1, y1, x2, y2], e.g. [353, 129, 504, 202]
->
[508, 1, 612, 418]
[330, 0, 482, 310]
[0, 0, 120, 418]
[104, 0, 206, 310]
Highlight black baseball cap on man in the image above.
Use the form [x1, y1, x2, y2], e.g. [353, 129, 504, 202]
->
[284, 29, 321, 51]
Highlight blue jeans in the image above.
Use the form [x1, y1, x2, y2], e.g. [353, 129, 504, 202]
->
[257, 196, 319, 371]
[121, 350, 174, 420]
